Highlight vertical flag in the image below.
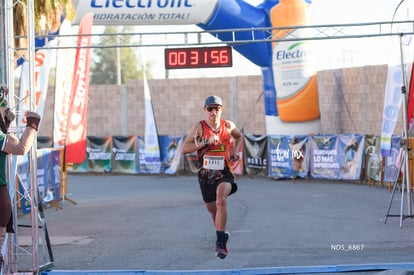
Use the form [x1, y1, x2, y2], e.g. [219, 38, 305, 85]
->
[143, 65, 161, 173]
[65, 14, 93, 163]
[409, 64, 414, 134]
[53, 19, 76, 148]
[18, 44, 52, 127]
[381, 6, 413, 156]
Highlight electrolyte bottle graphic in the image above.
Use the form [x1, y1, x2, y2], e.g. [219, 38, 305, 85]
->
[270, 0, 320, 122]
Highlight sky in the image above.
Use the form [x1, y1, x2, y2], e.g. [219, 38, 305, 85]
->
[95, 0, 412, 79]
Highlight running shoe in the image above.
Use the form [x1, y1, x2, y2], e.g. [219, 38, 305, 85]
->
[215, 243, 227, 259]
[224, 231, 230, 253]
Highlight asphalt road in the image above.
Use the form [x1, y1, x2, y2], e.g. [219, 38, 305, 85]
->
[12, 174, 414, 274]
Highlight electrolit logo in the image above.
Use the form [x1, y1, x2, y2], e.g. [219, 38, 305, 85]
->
[275, 42, 309, 61]
[90, 0, 193, 8]
[273, 40, 315, 99]
[74, 0, 217, 25]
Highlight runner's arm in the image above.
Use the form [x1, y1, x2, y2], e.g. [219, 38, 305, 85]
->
[182, 122, 205, 154]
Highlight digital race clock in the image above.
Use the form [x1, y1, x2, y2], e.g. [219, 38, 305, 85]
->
[164, 46, 232, 69]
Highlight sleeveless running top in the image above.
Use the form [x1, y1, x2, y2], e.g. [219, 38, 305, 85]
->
[197, 120, 232, 171]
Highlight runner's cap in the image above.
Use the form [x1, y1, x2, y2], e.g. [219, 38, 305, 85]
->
[204, 95, 222, 107]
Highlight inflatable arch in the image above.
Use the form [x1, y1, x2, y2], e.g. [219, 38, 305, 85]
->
[72, 0, 322, 135]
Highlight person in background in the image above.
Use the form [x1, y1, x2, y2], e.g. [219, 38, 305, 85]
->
[182, 95, 242, 259]
[0, 83, 41, 269]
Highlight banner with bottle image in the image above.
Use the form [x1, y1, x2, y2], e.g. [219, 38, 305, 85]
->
[268, 135, 309, 179]
[111, 136, 138, 174]
[310, 134, 364, 180]
[243, 134, 268, 177]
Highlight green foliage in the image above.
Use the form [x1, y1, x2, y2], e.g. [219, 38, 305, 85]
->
[90, 26, 152, 85]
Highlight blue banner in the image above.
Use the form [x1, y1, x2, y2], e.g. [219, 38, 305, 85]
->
[337, 135, 364, 180]
[268, 135, 309, 179]
[383, 135, 402, 183]
[310, 135, 364, 180]
[310, 135, 339, 179]
[159, 135, 184, 175]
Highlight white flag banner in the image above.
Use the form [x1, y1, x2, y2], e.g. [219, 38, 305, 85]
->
[53, 19, 76, 148]
[143, 68, 161, 174]
[381, 6, 414, 157]
[18, 43, 53, 128]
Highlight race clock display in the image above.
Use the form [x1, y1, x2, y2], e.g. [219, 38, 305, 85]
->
[164, 46, 232, 69]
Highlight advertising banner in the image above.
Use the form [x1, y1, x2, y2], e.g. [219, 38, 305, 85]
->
[86, 136, 112, 173]
[383, 135, 403, 183]
[310, 135, 339, 179]
[73, 0, 219, 25]
[18, 46, 52, 128]
[65, 14, 94, 163]
[70, 158, 88, 173]
[159, 135, 183, 175]
[310, 135, 364, 180]
[337, 134, 364, 180]
[111, 136, 138, 174]
[243, 134, 268, 176]
[16, 149, 62, 214]
[53, 19, 76, 148]
[143, 69, 161, 174]
[137, 136, 161, 174]
[364, 135, 383, 182]
[268, 135, 309, 179]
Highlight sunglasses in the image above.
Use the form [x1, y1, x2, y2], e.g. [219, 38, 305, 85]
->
[206, 106, 221, 112]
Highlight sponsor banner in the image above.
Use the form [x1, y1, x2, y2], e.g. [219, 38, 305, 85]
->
[18, 46, 52, 128]
[268, 135, 309, 179]
[159, 135, 184, 175]
[243, 134, 268, 176]
[65, 14, 94, 163]
[363, 135, 383, 182]
[143, 69, 161, 174]
[337, 134, 364, 180]
[73, 0, 218, 25]
[383, 135, 403, 183]
[111, 136, 138, 174]
[310, 135, 339, 179]
[382, 5, 413, 156]
[310, 135, 364, 180]
[16, 149, 62, 213]
[86, 136, 112, 173]
[53, 19, 76, 148]
[137, 136, 161, 174]
[70, 158, 88, 173]
[381, 64, 403, 157]
[50, 149, 62, 202]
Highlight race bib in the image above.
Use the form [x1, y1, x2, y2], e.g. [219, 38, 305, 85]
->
[203, 155, 225, 170]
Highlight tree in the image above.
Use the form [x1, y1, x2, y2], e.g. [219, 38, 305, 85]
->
[90, 26, 152, 85]
[13, 0, 75, 63]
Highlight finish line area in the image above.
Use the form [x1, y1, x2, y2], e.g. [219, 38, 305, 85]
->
[19, 174, 414, 275]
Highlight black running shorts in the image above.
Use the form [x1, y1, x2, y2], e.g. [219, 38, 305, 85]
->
[197, 167, 238, 203]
